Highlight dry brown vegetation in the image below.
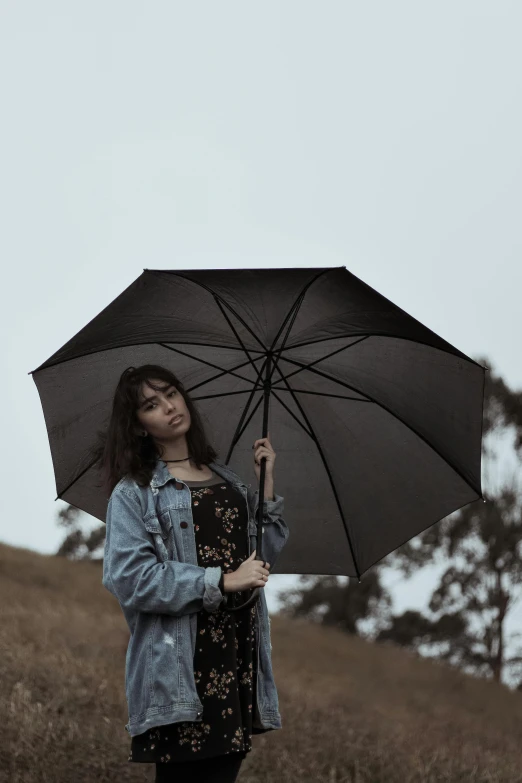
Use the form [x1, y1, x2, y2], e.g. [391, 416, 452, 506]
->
[2, 541, 522, 783]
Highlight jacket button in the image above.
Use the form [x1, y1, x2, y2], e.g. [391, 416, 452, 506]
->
[180, 521, 188, 529]
[174, 481, 184, 490]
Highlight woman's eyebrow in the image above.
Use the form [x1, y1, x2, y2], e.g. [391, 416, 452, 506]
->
[139, 387, 173, 406]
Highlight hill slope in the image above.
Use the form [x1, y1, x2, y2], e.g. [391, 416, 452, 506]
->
[1, 541, 522, 783]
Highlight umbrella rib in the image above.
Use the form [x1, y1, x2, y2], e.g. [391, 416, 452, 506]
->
[152, 270, 268, 352]
[216, 305, 363, 574]
[267, 267, 339, 354]
[55, 454, 100, 501]
[204, 298, 278, 465]
[271, 389, 373, 402]
[33, 268, 336, 376]
[55, 374, 270, 503]
[27, 341, 267, 376]
[192, 389, 268, 401]
[157, 338, 306, 396]
[222, 354, 269, 464]
[265, 273, 333, 389]
[192, 287, 313, 465]
[157, 269, 336, 405]
[282, 354, 483, 498]
[158, 342, 263, 388]
[56, 401, 265, 502]
[158, 335, 364, 401]
[210, 287, 317, 463]
[150, 267, 338, 359]
[163, 333, 369, 394]
[286, 333, 485, 370]
[184, 280, 347, 413]
[277, 336, 371, 384]
[268, 391, 314, 439]
[268, 359, 362, 580]
[230, 290, 320, 447]
[224, 392, 266, 465]
[210, 284, 317, 392]
[190, 388, 372, 404]
[166, 282, 364, 474]
[212, 296, 267, 380]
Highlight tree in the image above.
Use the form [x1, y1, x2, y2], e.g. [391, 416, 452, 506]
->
[378, 474, 522, 685]
[277, 568, 392, 634]
[55, 503, 105, 561]
[479, 353, 522, 454]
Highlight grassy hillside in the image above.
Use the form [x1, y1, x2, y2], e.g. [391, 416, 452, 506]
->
[1, 541, 522, 783]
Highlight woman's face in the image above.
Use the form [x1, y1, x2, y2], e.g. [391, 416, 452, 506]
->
[135, 378, 190, 441]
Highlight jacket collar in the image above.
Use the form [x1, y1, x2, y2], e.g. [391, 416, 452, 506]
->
[149, 457, 249, 491]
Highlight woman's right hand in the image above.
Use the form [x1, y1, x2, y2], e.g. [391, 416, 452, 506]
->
[223, 550, 271, 592]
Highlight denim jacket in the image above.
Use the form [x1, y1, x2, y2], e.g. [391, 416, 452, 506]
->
[102, 457, 289, 738]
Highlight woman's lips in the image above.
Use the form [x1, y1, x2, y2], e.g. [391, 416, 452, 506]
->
[168, 415, 183, 425]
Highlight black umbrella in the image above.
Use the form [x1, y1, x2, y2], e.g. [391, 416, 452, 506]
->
[30, 266, 485, 597]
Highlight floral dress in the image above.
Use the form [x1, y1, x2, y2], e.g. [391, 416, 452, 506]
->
[129, 470, 259, 764]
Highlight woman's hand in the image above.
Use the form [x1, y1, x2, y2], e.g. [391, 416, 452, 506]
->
[252, 430, 276, 484]
[223, 550, 271, 592]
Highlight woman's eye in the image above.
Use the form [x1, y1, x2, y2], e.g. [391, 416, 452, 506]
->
[145, 390, 176, 411]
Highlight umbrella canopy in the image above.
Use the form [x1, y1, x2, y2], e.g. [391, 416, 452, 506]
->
[30, 266, 485, 580]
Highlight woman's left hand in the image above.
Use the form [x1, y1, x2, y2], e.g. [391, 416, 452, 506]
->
[252, 431, 276, 483]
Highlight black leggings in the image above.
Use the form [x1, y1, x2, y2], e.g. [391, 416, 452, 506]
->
[155, 752, 244, 782]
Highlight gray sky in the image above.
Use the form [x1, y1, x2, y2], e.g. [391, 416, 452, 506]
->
[2, 1, 522, 676]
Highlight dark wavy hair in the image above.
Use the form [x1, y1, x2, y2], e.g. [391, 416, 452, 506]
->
[92, 364, 218, 497]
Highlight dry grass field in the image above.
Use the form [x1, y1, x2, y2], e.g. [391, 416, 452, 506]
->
[2, 541, 522, 783]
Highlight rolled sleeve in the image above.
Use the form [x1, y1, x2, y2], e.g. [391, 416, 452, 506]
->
[102, 488, 225, 616]
[247, 488, 289, 570]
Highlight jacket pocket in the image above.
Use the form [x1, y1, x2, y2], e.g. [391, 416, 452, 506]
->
[159, 509, 181, 560]
[144, 517, 170, 562]
[158, 511, 173, 540]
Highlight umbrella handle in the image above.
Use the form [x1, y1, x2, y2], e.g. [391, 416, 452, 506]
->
[226, 355, 272, 613]
[224, 586, 261, 612]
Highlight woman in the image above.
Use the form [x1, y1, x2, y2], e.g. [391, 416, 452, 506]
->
[97, 364, 289, 783]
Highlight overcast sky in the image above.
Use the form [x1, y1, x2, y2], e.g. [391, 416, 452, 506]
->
[2, 1, 521, 677]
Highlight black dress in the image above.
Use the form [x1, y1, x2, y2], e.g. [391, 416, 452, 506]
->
[129, 471, 258, 764]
